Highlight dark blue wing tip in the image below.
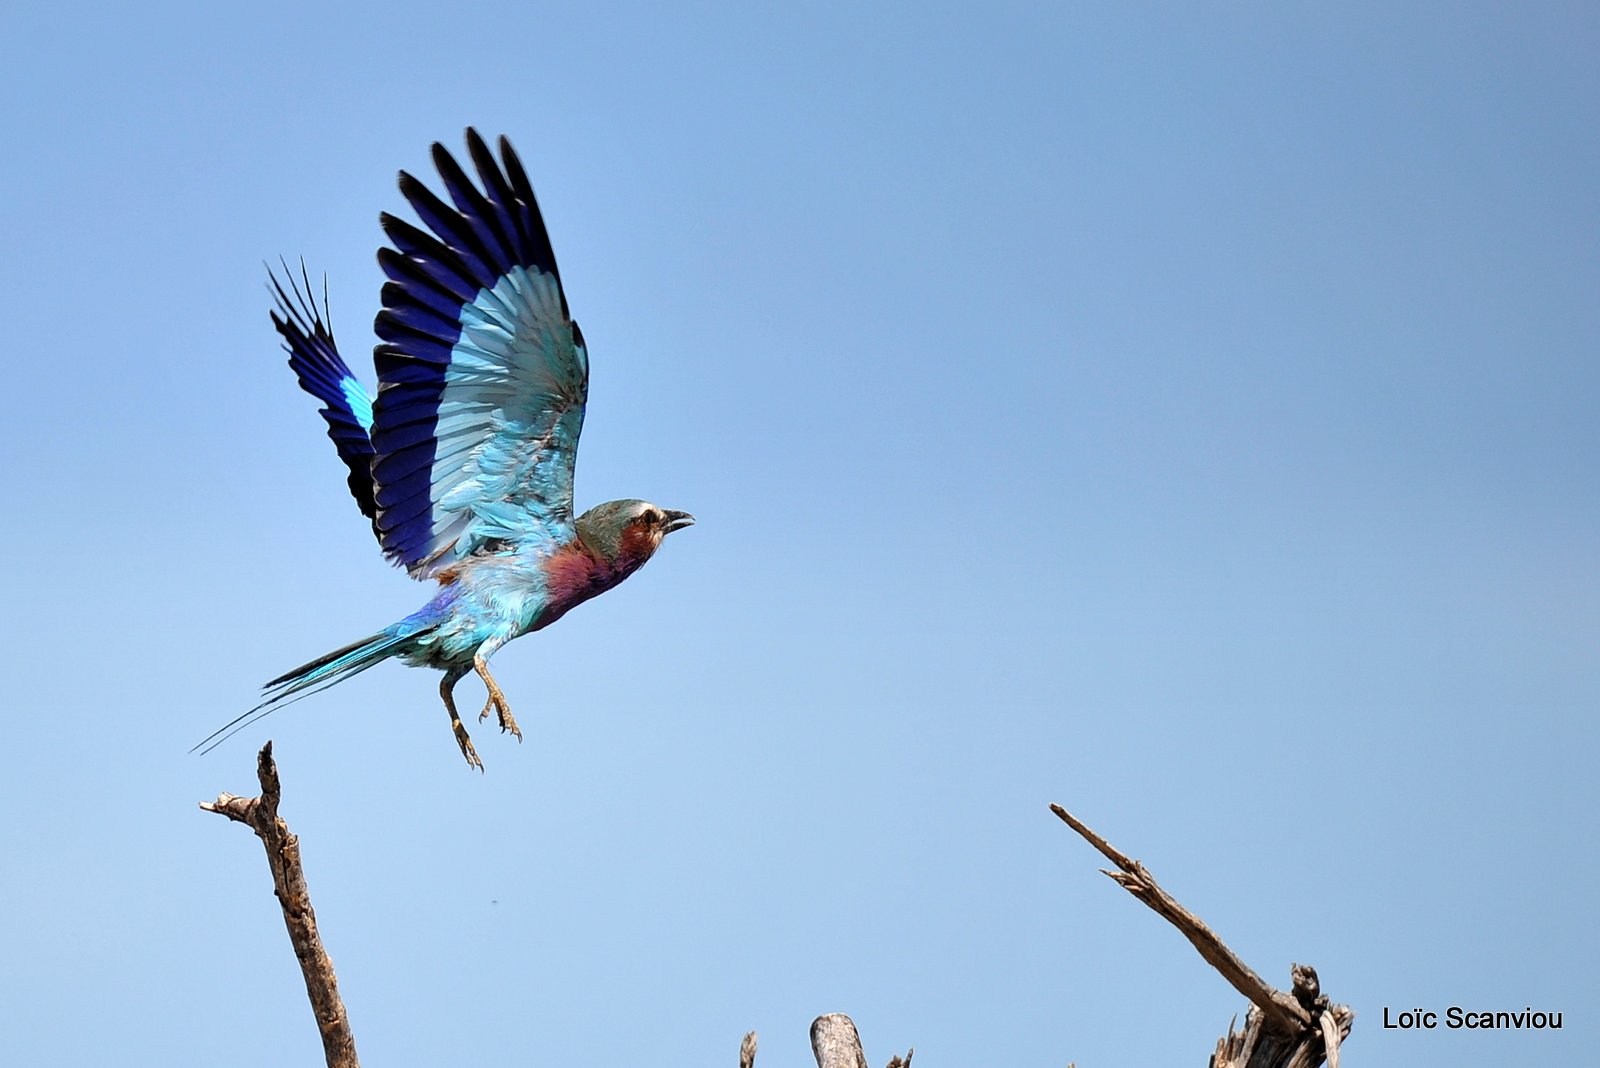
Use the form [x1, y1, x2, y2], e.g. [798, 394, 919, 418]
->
[264, 259, 378, 521]
[381, 129, 561, 296]
[267, 261, 361, 391]
[267, 258, 335, 343]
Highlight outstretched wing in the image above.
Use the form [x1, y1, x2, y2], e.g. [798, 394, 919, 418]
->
[370, 129, 589, 578]
[269, 263, 379, 520]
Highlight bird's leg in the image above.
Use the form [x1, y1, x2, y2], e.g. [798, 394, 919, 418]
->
[474, 652, 521, 741]
[440, 668, 484, 772]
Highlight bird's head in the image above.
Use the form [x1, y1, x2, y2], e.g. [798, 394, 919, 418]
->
[575, 499, 695, 570]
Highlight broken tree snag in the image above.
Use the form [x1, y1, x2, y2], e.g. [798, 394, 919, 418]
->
[200, 742, 359, 1068]
[1049, 803, 1353, 1068]
[811, 1015, 870, 1068]
[803, 1014, 911, 1068]
[1212, 966, 1353, 1068]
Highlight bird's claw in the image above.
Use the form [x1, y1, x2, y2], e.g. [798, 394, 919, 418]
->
[479, 695, 522, 741]
[451, 716, 484, 772]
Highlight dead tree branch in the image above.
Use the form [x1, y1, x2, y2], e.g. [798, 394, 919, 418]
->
[1050, 803, 1353, 1067]
[812, 1014, 870, 1068]
[200, 742, 359, 1068]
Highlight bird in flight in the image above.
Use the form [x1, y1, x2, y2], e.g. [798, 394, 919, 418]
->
[199, 129, 693, 769]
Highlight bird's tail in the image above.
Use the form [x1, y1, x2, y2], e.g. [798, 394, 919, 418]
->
[192, 622, 430, 755]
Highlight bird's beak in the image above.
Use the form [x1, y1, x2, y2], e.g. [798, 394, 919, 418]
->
[662, 510, 696, 534]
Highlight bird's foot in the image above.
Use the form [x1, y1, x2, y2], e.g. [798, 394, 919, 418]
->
[451, 715, 484, 772]
[479, 693, 522, 741]
[441, 670, 485, 771]
[471, 653, 521, 742]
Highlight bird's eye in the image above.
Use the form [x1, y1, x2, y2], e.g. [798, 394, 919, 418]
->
[644, 510, 663, 526]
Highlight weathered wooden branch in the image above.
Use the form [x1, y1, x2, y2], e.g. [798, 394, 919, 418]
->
[1050, 803, 1354, 1067]
[1210, 964, 1352, 1068]
[200, 742, 359, 1068]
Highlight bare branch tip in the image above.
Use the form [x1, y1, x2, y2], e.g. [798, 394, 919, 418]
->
[256, 741, 280, 785]
[739, 1030, 757, 1068]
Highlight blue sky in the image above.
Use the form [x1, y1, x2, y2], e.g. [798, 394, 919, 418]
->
[1, 2, 1595, 1065]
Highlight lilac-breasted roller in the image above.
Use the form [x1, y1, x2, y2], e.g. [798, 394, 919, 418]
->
[200, 130, 693, 769]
